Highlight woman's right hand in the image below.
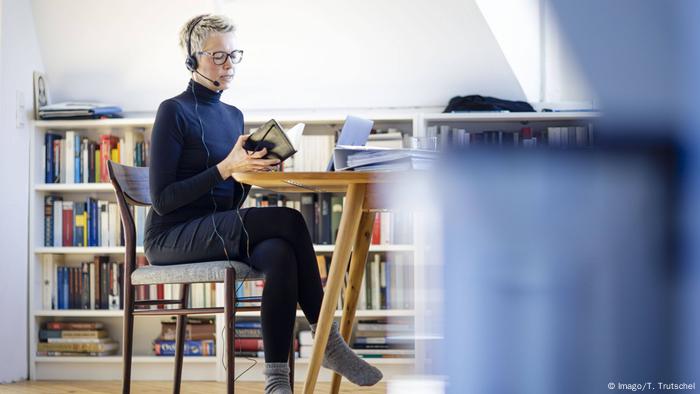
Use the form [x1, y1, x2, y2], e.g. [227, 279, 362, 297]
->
[217, 134, 280, 179]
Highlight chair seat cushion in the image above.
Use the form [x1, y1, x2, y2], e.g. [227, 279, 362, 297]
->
[131, 260, 263, 285]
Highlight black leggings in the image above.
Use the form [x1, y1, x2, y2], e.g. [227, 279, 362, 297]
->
[241, 207, 324, 362]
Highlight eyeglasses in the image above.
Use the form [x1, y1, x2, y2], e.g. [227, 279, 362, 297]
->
[197, 50, 244, 65]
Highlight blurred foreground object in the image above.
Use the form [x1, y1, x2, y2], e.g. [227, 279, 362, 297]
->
[437, 141, 684, 394]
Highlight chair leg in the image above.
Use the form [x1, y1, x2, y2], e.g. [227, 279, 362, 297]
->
[225, 268, 236, 394]
[288, 320, 296, 392]
[173, 284, 190, 394]
[122, 287, 135, 394]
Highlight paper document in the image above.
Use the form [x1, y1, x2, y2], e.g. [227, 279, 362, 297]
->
[333, 145, 437, 171]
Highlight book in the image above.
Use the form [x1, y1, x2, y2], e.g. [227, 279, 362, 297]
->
[330, 196, 343, 242]
[64, 131, 75, 183]
[44, 195, 60, 246]
[44, 133, 62, 183]
[62, 201, 73, 246]
[300, 194, 316, 242]
[42, 254, 63, 309]
[36, 350, 116, 357]
[159, 322, 216, 341]
[61, 330, 109, 339]
[243, 119, 298, 162]
[318, 193, 332, 244]
[37, 341, 117, 353]
[47, 337, 112, 344]
[153, 339, 215, 356]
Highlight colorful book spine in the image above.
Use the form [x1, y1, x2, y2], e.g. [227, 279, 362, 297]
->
[153, 339, 215, 356]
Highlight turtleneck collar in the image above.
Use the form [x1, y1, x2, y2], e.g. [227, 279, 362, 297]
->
[187, 79, 222, 104]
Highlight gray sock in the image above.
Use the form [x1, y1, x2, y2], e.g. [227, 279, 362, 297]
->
[309, 321, 383, 386]
[263, 362, 292, 394]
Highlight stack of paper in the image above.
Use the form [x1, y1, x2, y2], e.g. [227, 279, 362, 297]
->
[333, 145, 437, 172]
[39, 102, 122, 119]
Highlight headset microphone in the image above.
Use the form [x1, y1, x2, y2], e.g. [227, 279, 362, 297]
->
[195, 70, 220, 87]
[185, 16, 220, 88]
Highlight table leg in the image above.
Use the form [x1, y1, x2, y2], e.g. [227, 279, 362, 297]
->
[330, 211, 376, 394]
[303, 184, 367, 394]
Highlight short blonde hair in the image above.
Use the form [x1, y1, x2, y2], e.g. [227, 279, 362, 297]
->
[179, 14, 235, 56]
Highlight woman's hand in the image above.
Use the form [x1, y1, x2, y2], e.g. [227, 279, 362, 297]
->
[216, 134, 280, 179]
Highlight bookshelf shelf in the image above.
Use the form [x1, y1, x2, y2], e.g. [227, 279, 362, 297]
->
[235, 309, 416, 318]
[33, 117, 156, 129]
[34, 183, 114, 192]
[314, 244, 414, 253]
[33, 309, 124, 317]
[35, 356, 217, 364]
[238, 357, 415, 365]
[421, 111, 600, 123]
[33, 309, 415, 318]
[34, 246, 145, 254]
[35, 355, 412, 366]
[34, 245, 412, 254]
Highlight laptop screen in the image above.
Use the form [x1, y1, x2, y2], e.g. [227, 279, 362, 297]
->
[327, 115, 374, 171]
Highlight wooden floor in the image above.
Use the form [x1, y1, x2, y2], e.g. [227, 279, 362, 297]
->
[0, 381, 386, 394]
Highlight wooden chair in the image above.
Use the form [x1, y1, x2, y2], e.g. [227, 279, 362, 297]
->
[108, 161, 295, 394]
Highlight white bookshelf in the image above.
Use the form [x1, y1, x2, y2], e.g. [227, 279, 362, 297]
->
[30, 109, 601, 381]
[33, 245, 411, 255]
[417, 111, 600, 137]
[409, 110, 601, 376]
[28, 111, 422, 382]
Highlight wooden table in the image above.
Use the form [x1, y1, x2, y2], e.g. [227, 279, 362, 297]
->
[233, 171, 397, 394]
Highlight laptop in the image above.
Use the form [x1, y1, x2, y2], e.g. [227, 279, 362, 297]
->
[327, 115, 374, 171]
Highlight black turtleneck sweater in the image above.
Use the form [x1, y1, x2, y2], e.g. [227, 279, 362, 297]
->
[144, 80, 249, 242]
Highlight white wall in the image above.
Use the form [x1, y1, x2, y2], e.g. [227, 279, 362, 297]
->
[31, 0, 526, 112]
[474, 0, 594, 106]
[0, 0, 44, 383]
[474, 0, 542, 102]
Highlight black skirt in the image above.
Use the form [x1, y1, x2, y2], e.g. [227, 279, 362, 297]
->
[144, 208, 251, 266]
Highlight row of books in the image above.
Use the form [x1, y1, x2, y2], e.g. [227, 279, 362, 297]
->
[152, 319, 304, 358]
[351, 318, 415, 358]
[153, 317, 216, 356]
[426, 125, 594, 148]
[247, 193, 413, 245]
[44, 193, 410, 250]
[358, 254, 414, 310]
[42, 255, 123, 310]
[233, 253, 414, 311]
[283, 133, 334, 172]
[37, 321, 118, 356]
[43, 130, 147, 184]
[231, 321, 265, 358]
[41, 248, 415, 311]
[44, 196, 149, 247]
[232, 253, 415, 311]
[136, 256, 218, 309]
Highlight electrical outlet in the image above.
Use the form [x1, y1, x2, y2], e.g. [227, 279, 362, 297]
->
[16, 90, 26, 128]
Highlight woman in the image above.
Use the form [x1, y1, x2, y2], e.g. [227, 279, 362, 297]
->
[143, 14, 382, 393]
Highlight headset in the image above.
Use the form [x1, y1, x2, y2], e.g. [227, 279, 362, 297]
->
[186, 14, 256, 376]
[185, 15, 221, 87]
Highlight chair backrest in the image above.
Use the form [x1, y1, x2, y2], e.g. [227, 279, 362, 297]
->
[107, 160, 151, 274]
[107, 161, 151, 206]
